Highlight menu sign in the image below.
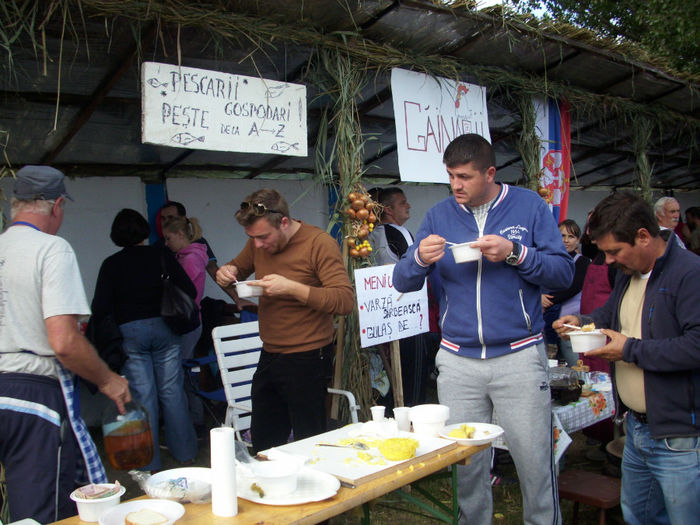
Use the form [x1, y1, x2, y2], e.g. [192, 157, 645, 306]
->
[141, 61, 307, 156]
[354, 264, 428, 348]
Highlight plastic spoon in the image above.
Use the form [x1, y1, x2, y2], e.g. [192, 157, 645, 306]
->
[562, 323, 582, 331]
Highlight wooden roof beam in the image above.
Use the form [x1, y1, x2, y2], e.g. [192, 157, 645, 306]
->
[535, 49, 581, 76]
[41, 23, 157, 164]
[582, 167, 635, 189]
[573, 155, 629, 178]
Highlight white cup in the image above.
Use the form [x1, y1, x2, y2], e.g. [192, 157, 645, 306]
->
[370, 405, 385, 422]
[449, 242, 482, 263]
[393, 406, 411, 432]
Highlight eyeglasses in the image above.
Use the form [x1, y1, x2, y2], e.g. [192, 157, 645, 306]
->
[239, 201, 282, 216]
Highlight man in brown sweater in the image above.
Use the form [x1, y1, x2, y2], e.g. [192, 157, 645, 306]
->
[216, 188, 354, 452]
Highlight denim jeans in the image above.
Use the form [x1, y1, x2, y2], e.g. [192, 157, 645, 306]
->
[622, 412, 700, 525]
[120, 317, 197, 471]
[180, 325, 204, 426]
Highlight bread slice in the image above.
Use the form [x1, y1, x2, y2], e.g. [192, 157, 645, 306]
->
[125, 508, 169, 525]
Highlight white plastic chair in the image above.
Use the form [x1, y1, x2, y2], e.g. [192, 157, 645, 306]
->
[212, 321, 359, 442]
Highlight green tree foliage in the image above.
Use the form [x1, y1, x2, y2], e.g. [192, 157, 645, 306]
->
[508, 0, 699, 75]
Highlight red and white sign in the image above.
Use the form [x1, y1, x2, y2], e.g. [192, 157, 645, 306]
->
[391, 68, 490, 183]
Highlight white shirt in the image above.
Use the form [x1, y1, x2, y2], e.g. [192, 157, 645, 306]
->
[0, 225, 90, 377]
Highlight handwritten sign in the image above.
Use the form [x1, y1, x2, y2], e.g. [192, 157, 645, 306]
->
[391, 67, 490, 183]
[141, 62, 307, 156]
[355, 264, 428, 348]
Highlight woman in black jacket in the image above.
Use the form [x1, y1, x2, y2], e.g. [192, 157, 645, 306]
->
[92, 209, 197, 471]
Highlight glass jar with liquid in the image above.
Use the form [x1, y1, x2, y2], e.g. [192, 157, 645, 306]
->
[102, 401, 153, 470]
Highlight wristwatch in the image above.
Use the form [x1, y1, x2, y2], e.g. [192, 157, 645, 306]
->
[505, 242, 521, 266]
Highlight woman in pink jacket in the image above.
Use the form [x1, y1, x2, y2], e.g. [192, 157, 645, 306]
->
[163, 216, 209, 429]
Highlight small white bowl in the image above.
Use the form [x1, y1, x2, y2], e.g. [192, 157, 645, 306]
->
[250, 459, 300, 497]
[236, 281, 263, 298]
[70, 483, 125, 522]
[409, 404, 449, 436]
[449, 242, 482, 263]
[569, 330, 607, 353]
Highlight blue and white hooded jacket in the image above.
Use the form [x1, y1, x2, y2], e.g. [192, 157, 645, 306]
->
[393, 184, 574, 359]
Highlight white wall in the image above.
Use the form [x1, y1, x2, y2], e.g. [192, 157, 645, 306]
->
[2, 175, 698, 307]
[566, 188, 700, 233]
[1, 176, 146, 300]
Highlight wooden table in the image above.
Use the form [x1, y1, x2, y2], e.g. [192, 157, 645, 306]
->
[53, 442, 487, 525]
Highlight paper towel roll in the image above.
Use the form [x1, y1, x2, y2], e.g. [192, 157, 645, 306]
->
[210, 427, 238, 516]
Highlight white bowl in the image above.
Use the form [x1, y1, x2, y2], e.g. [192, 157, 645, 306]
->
[569, 330, 607, 353]
[70, 483, 125, 522]
[449, 242, 482, 263]
[409, 404, 449, 436]
[250, 459, 301, 497]
[236, 281, 263, 298]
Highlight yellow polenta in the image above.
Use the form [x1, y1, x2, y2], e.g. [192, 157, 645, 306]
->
[448, 424, 476, 439]
[378, 438, 419, 461]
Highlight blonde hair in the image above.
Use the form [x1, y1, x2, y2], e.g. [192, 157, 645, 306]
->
[162, 216, 203, 242]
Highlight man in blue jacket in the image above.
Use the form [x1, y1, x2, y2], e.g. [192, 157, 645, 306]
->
[555, 191, 699, 525]
[394, 134, 573, 524]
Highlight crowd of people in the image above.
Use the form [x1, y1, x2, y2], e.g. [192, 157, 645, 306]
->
[1, 139, 698, 524]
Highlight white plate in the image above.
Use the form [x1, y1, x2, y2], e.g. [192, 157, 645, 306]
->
[440, 423, 504, 446]
[237, 466, 340, 506]
[98, 499, 185, 525]
[144, 467, 211, 502]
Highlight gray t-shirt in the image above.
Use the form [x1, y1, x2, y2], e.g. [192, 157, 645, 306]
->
[0, 225, 90, 377]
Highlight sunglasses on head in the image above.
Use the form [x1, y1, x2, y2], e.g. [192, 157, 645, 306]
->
[240, 201, 282, 216]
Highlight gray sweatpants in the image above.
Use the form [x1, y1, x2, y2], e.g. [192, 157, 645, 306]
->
[437, 344, 561, 525]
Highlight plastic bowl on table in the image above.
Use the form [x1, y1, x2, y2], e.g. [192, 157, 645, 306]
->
[449, 242, 482, 263]
[568, 330, 607, 353]
[70, 483, 126, 522]
[235, 281, 264, 298]
[250, 459, 301, 497]
[409, 404, 449, 437]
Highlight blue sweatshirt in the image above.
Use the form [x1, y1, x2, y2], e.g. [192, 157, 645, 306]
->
[393, 184, 574, 359]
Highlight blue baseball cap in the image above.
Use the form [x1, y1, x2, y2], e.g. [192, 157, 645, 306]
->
[13, 165, 74, 201]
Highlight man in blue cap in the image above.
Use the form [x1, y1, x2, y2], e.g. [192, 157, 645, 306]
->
[0, 166, 131, 522]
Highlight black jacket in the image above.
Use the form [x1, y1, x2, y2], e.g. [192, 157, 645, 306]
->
[92, 245, 196, 325]
[583, 235, 700, 438]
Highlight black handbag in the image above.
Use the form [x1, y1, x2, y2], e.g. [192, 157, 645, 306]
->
[160, 255, 201, 335]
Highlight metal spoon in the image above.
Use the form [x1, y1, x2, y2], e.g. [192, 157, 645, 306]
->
[316, 441, 369, 450]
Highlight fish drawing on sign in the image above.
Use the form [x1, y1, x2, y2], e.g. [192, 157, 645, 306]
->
[147, 78, 168, 89]
[271, 141, 299, 153]
[171, 133, 205, 146]
[265, 84, 287, 99]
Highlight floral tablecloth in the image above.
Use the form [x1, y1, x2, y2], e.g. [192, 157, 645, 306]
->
[492, 386, 614, 459]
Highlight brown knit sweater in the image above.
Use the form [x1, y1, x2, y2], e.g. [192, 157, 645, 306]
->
[229, 222, 354, 353]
